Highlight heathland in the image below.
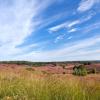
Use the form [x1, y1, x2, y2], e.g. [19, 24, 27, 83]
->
[0, 61, 99, 100]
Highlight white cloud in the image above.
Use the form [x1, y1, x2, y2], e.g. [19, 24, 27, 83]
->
[0, 0, 99, 61]
[0, 0, 57, 60]
[68, 12, 94, 27]
[80, 21, 100, 34]
[68, 28, 77, 33]
[0, 0, 56, 46]
[54, 34, 65, 43]
[48, 22, 69, 33]
[77, 0, 100, 12]
[0, 0, 34, 45]
[13, 35, 100, 61]
[67, 36, 73, 39]
[38, 11, 69, 30]
[68, 20, 80, 28]
[49, 12, 94, 32]
[54, 34, 73, 43]
[0, 0, 38, 59]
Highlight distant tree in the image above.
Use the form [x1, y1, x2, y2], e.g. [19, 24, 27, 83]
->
[83, 62, 91, 65]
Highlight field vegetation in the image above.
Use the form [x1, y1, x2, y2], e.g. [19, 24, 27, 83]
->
[0, 62, 99, 100]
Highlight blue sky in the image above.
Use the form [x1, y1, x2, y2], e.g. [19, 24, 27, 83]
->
[0, 0, 100, 61]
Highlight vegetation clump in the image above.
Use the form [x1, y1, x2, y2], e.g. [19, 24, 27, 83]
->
[61, 64, 66, 69]
[88, 68, 97, 74]
[92, 68, 97, 74]
[73, 65, 87, 76]
[83, 62, 91, 65]
[26, 67, 35, 72]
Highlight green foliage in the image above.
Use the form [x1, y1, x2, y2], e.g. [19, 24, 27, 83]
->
[73, 65, 87, 76]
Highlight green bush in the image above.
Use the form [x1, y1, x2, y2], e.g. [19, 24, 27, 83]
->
[73, 65, 87, 76]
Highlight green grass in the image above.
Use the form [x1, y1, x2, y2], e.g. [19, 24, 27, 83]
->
[0, 70, 99, 100]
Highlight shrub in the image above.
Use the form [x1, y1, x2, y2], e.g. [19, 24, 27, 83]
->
[61, 64, 66, 69]
[73, 65, 87, 76]
[91, 68, 96, 74]
[63, 72, 66, 74]
[42, 71, 49, 74]
[88, 68, 97, 74]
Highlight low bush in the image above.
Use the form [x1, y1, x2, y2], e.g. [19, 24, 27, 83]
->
[63, 72, 66, 74]
[89, 68, 97, 74]
[73, 65, 87, 76]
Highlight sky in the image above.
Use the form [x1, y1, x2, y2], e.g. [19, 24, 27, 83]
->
[0, 0, 100, 62]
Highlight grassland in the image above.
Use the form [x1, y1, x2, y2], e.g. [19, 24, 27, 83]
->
[0, 64, 99, 100]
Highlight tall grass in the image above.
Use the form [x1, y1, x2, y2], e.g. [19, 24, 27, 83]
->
[0, 69, 99, 100]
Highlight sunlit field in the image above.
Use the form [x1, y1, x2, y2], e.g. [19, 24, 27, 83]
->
[0, 64, 99, 100]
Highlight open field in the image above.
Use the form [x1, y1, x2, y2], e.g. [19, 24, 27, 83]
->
[0, 63, 100, 100]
